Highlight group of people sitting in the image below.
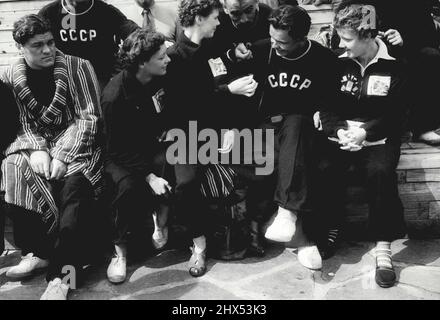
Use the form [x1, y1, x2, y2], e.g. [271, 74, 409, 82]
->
[0, 0, 439, 300]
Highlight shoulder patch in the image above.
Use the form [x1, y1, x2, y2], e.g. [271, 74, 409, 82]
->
[208, 57, 227, 78]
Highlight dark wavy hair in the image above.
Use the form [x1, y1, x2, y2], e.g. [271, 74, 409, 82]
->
[178, 0, 221, 28]
[13, 14, 52, 45]
[333, 2, 379, 39]
[269, 5, 311, 40]
[118, 29, 165, 73]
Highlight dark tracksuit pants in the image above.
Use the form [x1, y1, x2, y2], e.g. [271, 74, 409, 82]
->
[257, 114, 317, 216]
[314, 138, 406, 242]
[7, 173, 95, 282]
[409, 47, 440, 136]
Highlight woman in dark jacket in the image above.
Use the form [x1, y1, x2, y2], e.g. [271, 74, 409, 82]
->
[102, 30, 171, 284]
[164, 0, 258, 277]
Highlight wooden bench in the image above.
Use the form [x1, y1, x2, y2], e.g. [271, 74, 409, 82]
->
[341, 141, 440, 239]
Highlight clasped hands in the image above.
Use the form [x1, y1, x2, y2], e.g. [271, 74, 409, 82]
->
[336, 127, 367, 152]
[29, 150, 67, 180]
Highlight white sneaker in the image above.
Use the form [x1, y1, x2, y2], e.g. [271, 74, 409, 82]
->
[264, 208, 297, 242]
[107, 254, 127, 284]
[6, 253, 49, 279]
[40, 278, 69, 300]
[152, 226, 168, 250]
[298, 245, 322, 270]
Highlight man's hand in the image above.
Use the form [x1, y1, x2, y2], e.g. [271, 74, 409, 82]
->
[228, 75, 258, 97]
[337, 128, 365, 152]
[29, 150, 51, 180]
[219, 130, 235, 154]
[146, 173, 172, 196]
[379, 29, 404, 47]
[50, 159, 67, 180]
[313, 112, 322, 131]
[234, 43, 253, 61]
[345, 127, 367, 146]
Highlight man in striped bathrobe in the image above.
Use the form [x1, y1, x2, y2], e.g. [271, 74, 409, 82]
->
[0, 14, 102, 300]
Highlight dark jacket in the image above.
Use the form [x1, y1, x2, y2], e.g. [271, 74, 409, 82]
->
[164, 31, 232, 132]
[249, 38, 341, 120]
[0, 80, 20, 156]
[39, 0, 139, 81]
[210, 4, 274, 129]
[102, 69, 165, 180]
[320, 39, 409, 143]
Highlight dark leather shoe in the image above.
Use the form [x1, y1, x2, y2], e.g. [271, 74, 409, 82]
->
[188, 247, 207, 277]
[375, 260, 396, 288]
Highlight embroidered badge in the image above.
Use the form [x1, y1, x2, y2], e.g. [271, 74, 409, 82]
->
[152, 88, 165, 113]
[367, 75, 391, 96]
[208, 57, 228, 77]
[341, 74, 359, 96]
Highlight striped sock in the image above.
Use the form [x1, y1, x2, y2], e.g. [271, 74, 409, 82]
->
[327, 229, 339, 245]
[376, 241, 393, 269]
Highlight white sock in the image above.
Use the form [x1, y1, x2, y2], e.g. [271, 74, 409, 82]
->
[376, 241, 392, 269]
[193, 236, 206, 254]
[114, 244, 127, 258]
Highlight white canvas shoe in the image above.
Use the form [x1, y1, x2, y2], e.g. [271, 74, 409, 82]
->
[298, 245, 322, 270]
[6, 253, 49, 279]
[40, 278, 69, 300]
[265, 208, 297, 242]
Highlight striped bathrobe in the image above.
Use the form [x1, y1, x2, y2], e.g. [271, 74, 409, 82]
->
[0, 50, 103, 232]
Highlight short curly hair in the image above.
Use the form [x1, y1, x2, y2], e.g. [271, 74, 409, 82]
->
[13, 14, 52, 45]
[118, 29, 166, 73]
[269, 5, 311, 40]
[179, 0, 221, 28]
[333, 3, 379, 39]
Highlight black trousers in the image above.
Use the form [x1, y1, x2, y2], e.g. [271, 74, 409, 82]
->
[8, 173, 95, 282]
[105, 151, 210, 244]
[314, 138, 406, 242]
[258, 114, 316, 215]
[408, 47, 440, 136]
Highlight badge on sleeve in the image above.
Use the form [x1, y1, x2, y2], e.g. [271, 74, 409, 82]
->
[152, 88, 165, 113]
[208, 57, 228, 77]
[367, 75, 391, 96]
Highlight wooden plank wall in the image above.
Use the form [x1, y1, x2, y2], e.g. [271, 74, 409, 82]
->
[344, 142, 440, 239]
[0, 0, 335, 71]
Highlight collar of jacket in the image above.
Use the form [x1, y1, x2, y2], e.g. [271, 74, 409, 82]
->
[121, 69, 146, 101]
[175, 30, 204, 60]
[340, 38, 395, 74]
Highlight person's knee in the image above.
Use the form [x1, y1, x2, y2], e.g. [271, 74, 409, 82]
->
[419, 46, 440, 59]
[366, 161, 394, 180]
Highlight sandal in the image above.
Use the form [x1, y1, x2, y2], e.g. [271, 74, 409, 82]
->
[188, 247, 207, 277]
